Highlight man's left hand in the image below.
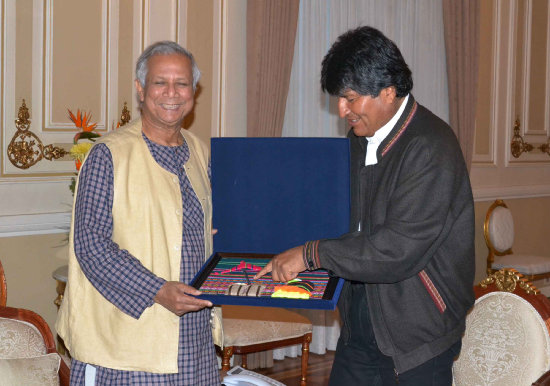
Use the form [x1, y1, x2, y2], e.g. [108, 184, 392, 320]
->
[254, 246, 306, 282]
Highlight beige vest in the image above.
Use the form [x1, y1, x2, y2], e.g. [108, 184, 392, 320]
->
[56, 119, 222, 373]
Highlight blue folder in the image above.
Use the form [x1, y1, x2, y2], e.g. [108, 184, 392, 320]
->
[192, 137, 350, 310]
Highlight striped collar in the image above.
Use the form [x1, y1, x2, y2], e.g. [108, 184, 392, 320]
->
[380, 96, 418, 158]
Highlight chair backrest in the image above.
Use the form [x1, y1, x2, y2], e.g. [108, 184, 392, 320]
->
[0, 308, 53, 357]
[453, 269, 550, 386]
[0, 259, 6, 307]
[0, 262, 70, 386]
[484, 199, 515, 273]
[0, 306, 70, 385]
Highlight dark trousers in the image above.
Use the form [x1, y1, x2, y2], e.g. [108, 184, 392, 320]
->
[329, 283, 461, 386]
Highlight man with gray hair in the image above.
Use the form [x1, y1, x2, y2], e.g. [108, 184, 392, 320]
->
[56, 41, 220, 385]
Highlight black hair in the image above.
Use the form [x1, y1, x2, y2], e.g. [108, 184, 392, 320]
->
[321, 26, 413, 97]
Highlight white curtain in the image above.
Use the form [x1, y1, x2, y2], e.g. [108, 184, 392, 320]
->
[282, 0, 449, 138]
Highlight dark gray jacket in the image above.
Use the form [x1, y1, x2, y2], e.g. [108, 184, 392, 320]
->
[318, 95, 475, 373]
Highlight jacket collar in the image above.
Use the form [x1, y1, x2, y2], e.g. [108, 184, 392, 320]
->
[378, 94, 417, 159]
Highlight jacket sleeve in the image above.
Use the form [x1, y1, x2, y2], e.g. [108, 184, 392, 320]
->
[316, 129, 472, 284]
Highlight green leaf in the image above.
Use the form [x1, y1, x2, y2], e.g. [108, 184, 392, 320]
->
[77, 132, 101, 142]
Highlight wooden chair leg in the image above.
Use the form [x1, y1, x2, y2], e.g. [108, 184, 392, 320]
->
[221, 346, 233, 371]
[241, 354, 248, 369]
[300, 333, 312, 386]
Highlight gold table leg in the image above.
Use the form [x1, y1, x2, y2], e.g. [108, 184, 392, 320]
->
[54, 279, 68, 356]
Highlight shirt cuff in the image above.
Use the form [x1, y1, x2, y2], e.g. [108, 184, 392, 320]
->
[145, 277, 167, 307]
[303, 240, 321, 270]
[129, 276, 166, 319]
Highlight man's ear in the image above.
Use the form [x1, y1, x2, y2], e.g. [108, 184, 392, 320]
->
[135, 79, 145, 102]
[380, 86, 397, 104]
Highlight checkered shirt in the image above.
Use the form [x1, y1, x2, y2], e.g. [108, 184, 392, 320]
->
[69, 133, 219, 385]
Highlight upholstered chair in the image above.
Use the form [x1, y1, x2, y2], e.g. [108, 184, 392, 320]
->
[217, 305, 312, 386]
[0, 260, 70, 385]
[485, 199, 550, 281]
[453, 268, 550, 385]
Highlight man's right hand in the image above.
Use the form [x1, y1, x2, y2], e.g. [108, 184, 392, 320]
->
[154, 281, 213, 316]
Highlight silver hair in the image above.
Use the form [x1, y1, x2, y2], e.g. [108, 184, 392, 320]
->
[135, 41, 201, 91]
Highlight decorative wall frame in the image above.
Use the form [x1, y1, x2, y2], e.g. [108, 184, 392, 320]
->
[470, 0, 550, 200]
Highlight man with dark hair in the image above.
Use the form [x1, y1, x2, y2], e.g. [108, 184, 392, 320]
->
[256, 26, 474, 385]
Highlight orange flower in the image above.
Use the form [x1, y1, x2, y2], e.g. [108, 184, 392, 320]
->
[68, 109, 97, 132]
[68, 109, 100, 143]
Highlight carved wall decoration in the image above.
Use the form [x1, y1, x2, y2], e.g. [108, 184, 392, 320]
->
[539, 139, 550, 156]
[511, 118, 550, 159]
[6, 99, 132, 170]
[120, 102, 131, 126]
[510, 118, 533, 158]
[7, 100, 67, 169]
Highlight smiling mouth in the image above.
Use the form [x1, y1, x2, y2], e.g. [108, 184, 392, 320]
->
[160, 103, 181, 110]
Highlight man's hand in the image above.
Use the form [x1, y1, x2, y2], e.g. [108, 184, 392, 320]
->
[154, 281, 213, 316]
[254, 245, 306, 282]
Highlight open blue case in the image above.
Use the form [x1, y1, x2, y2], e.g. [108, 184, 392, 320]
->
[190, 137, 350, 310]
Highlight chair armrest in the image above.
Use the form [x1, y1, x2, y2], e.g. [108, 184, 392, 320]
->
[532, 370, 550, 385]
[59, 357, 70, 386]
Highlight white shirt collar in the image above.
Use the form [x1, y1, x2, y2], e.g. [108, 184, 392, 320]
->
[365, 94, 409, 166]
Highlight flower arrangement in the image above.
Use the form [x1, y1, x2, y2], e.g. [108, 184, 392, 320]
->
[68, 109, 100, 194]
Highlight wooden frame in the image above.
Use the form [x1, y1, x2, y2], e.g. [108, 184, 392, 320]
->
[0, 260, 6, 307]
[217, 332, 312, 386]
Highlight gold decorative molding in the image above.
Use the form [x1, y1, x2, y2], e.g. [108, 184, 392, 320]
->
[120, 102, 131, 126]
[510, 118, 533, 158]
[511, 118, 550, 158]
[479, 268, 539, 295]
[7, 100, 68, 169]
[539, 139, 550, 156]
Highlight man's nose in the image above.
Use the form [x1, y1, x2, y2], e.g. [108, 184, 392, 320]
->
[338, 98, 349, 118]
[164, 82, 178, 96]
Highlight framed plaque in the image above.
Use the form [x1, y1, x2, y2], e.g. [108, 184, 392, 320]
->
[191, 252, 344, 310]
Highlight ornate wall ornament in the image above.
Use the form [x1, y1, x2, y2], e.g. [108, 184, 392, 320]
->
[7, 100, 67, 169]
[479, 268, 539, 295]
[539, 139, 550, 156]
[120, 102, 131, 126]
[510, 118, 533, 158]
[510, 118, 550, 158]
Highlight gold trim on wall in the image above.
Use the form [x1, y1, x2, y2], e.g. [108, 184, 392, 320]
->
[6, 99, 131, 170]
[510, 117, 550, 158]
[120, 102, 131, 126]
[7, 100, 68, 169]
[511, 118, 533, 158]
